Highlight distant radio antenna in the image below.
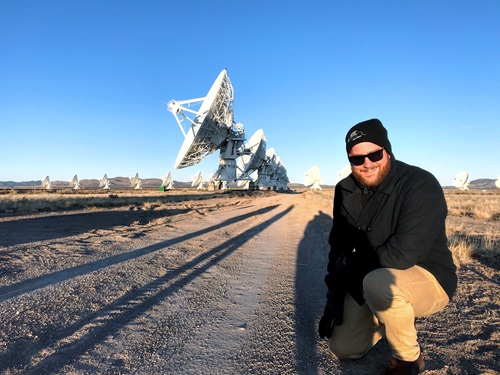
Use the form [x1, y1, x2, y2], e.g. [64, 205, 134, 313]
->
[162, 172, 174, 190]
[99, 174, 111, 189]
[42, 176, 52, 189]
[338, 165, 351, 182]
[453, 171, 470, 190]
[304, 165, 322, 190]
[130, 173, 142, 189]
[192, 171, 204, 189]
[495, 176, 500, 189]
[69, 175, 80, 189]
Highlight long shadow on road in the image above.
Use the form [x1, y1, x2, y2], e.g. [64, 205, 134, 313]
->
[0, 208, 190, 247]
[0, 205, 279, 302]
[1, 204, 294, 374]
[294, 210, 333, 374]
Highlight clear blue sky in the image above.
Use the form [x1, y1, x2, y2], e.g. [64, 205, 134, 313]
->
[1, 1, 499, 186]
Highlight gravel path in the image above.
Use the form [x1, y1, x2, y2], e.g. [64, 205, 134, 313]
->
[0, 191, 498, 374]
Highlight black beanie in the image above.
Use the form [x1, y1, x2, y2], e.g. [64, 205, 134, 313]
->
[345, 118, 393, 156]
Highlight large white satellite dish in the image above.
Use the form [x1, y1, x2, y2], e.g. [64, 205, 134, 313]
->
[304, 165, 322, 190]
[495, 176, 500, 189]
[168, 69, 253, 190]
[236, 129, 267, 181]
[168, 69, 236, 170]
[453, 171, 470, 190]
[338, 164, 352, 182]
[254, 147, 288, 190]
[130, 173, 142, 189]
[162, 172, 174, 190]
[99, 174, 111, 190]
[42, 176, 52, 189]
[192, 171, 204, 189]
[69, 175, 80, 190]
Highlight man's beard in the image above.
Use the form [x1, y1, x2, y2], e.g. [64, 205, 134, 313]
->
[352, 158, 391, 189]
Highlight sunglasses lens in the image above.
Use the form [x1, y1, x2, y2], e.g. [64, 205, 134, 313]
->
[349, 155, 365, 166]
[349, 149, 384, 166]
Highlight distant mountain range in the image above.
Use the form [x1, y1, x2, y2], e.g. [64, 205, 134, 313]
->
[0, 178, 497, 190]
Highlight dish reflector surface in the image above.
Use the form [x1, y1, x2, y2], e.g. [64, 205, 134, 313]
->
[453, 171, 469, 189]
[304, 165, 321, 186]
[173, 69, 234, 169]
[237, 129, 267, 175]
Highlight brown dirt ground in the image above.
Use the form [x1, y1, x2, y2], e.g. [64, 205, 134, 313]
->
[0, 190, 498, 374]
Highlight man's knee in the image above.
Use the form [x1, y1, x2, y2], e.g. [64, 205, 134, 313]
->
[363, 268, 397, 311]
[328, 338, 366, 360]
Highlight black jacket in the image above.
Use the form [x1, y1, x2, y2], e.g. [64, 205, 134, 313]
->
[326, 159, 457, 305]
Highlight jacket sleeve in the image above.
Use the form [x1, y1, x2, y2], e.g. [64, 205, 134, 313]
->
[325, 185, 354, 290]
[375, 171, 447, 269]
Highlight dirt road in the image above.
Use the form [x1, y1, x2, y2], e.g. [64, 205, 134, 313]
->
[0, 191, 498, 374]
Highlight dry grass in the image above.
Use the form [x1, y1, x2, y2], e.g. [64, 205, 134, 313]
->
[445, 190, 500, 268]
[445, 189, 500, 221]
[0, 188, 276, 214]
[1, 188, 499, 269]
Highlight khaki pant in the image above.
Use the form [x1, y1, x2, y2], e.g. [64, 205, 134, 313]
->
[328, 266, 449, 362]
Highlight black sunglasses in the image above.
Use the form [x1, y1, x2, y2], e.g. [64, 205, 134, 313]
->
[348, 148, 385, 166]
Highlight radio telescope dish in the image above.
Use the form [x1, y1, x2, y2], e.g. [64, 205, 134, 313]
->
[42, 176, 52, 189]
[495, 176, 500, 189]
[236, 129, 267, 180]
[254, 148, 288, 190]
[162, 172, 174, 190]
[275, 160, 290, 190]
[192, 171, 204, 189]
[338, 165, 351, 182]
[168, 69, 235, 170]
[130, 173, 142, 190]
[255, 147, 277, 189]
[304, 165, 322, 190]
[453, 171, 470, 190]
[99, 174, 111, 190]
[69, 175, 80, 190]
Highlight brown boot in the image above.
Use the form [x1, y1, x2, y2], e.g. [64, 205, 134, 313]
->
[384, 353, 425, 374]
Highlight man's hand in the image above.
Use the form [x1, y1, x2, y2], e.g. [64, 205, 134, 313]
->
[318, 289, 345, 338]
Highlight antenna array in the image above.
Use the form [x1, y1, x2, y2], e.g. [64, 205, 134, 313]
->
[168, 70, 289, 190]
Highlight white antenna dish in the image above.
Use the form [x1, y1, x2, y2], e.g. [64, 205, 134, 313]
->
[99, 174, 111, 190]
[42, 176, 52, 189]
[236, 129, 267, 180]
[255, 147, 277, 190]
[168, 69, 251, 190]
[168, 69, 235, 170]
[495, 176, 500, 189]
[254, 148, 288, 190]
[338, 164, 352, 182]
[69, 175, 80, 190]
[275, 160, 290, 190]
[162, 172, 174, 190]
[130, 173, 142, 189]
[304, 165, 322, 190]
[192, 171, 204, 189]
[453, 171, 470, 190]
